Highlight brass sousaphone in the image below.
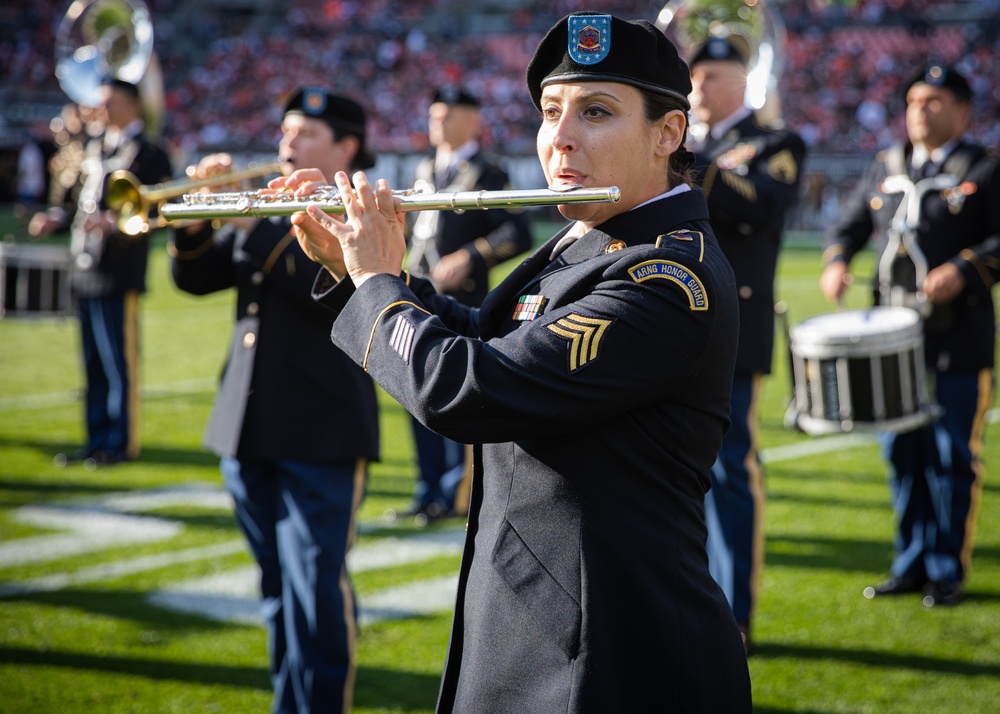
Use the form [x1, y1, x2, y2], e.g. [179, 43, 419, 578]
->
[55, 0, 164, 138]
[656, 0, 787, 138]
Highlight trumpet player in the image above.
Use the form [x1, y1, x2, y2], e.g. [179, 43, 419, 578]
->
[687, 36, 806, 653]
[30, 78, 172, 468]
[169, 87, 379, 714]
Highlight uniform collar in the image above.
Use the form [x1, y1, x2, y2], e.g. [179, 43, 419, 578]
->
[709, 106, 752, 141]
[435, 140, 479, 174]
[911, 137, 960, 172]
[549, 184, 692, 260]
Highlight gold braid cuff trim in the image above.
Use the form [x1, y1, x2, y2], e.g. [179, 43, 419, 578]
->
[959, 249, 995, 290]
[701, 164, 719, 199]
[262, 232, 298, 275]
[167, 236, 216, 260]
[473, 237, 495, 266]
[363, 300, 431, 372]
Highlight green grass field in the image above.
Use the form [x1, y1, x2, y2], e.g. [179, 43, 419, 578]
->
[1, 214, 999, 713]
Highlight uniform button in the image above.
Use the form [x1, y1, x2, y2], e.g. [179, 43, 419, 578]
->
[739, 285, 753, 299]
[967, 295, 978, 306]
[242, 332, 256, 348]
[251, 271, 264, 285]
[247, 302, 259, 316]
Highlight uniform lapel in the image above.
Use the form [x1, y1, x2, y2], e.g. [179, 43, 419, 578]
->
[479, 230, 569, 338]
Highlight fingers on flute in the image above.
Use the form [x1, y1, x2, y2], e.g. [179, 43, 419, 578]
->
[374, 179, 398, 217]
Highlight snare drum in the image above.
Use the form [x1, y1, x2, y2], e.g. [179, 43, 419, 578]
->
[0, 243, 75, 319]
[788, 307, 930, 435]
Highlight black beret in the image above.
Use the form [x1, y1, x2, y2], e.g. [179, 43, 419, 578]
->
[432, 86, 480, 108]
[689, 36, 749, 68]
[903, 63, 973, 103]
[283, 87, 375, 169]
[526, 13, 691, 111]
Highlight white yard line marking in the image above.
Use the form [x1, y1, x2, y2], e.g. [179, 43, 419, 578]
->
[0, 540, 247, 598]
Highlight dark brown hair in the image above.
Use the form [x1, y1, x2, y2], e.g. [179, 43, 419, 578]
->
[641, 90, 694, 188]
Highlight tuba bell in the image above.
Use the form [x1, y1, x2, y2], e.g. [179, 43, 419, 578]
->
[55, 0, 164, 138]
[656, 0, 786, 128]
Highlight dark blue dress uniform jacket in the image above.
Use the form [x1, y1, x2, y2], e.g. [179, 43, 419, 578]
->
[316, 190, 752, 712]
[693, 115, 806, 374]
[171, 217, 379, 463]
[826, 141, 1000, 373]
[409, 152, 534, 306]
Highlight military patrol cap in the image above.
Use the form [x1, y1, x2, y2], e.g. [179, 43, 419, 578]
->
[689, 36, 750, 68]
[903, 63, 972, 103]
[432, 86, 480, 108]
[283, 87, 376, 169]
[526, 13, 692, 111]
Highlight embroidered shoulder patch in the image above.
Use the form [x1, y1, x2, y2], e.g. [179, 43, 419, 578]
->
[767, 149, 799, 183]
[546, 314, 614, 373]
[655, 229, 706, 262]
[628, 260, 709, 311]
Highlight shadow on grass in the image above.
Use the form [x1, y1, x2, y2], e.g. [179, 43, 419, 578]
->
[765, 534, 890, 571]
[753, 640, 1000, 678]
[0, 435, 220, 469]
[3, 588, 246, 632]
[0, 644, 271, 691]
[0, 644, 441, 710]
[766, 490, 888, 511]
[354, 666, 442, 711]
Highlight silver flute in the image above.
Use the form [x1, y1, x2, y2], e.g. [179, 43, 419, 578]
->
[159, 184, 621, 221]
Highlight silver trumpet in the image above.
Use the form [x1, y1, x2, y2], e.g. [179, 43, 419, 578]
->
[159, 184, 621, 222]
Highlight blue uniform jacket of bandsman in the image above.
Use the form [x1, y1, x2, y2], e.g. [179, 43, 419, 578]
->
[171, 217, 379, 463]
[315, 189, 752, 712]
[826, 141, 1000, 373]
[693, 114, 806, 375]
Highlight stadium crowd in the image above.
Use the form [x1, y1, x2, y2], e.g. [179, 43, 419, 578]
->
[1, 0, 998, 161]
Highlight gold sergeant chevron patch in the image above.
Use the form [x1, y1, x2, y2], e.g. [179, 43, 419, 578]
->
[628, 260, 708, 311]
[546, 314, 614, 372]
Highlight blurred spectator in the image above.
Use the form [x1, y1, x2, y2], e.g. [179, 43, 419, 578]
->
[1, 1, 998, 162]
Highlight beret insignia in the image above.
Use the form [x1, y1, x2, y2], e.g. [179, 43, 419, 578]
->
[302, 88, 328, 116]
[547, 313, 614, 372]
[568, 14, 610, 64]
[628, 260, 708, 311]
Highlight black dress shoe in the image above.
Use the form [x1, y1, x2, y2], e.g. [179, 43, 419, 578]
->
[54, 447, 96, 467]
[81, 450, 125, 470]
[863, 575, 925, 599]
[922, 581, 964, 608]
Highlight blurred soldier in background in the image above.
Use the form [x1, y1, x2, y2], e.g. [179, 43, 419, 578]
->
[170, 87, 379, 714]
[822, 64, 1000, 608]
[30, 79, 172, 467]
[688, 36, 807, 652]
[403, 86, 533, 523]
